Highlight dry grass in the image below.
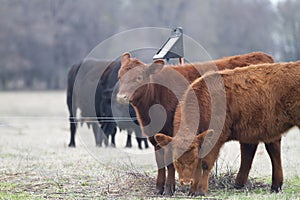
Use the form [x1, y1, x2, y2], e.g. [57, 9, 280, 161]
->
[1, 159, 299, 200]
[209, 171, 269, 191]
[1, 92, 299, 199]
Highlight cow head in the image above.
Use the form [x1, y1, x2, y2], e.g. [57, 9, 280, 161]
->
[154, 129, 213, 186]
[117, 52, 165, 104]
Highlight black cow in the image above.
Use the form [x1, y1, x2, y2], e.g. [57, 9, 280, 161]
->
[66, 59, 148, 149]
[95, 61, 149, 149]
[67, 60, 108, 147]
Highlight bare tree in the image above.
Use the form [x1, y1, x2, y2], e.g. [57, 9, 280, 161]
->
[277, 0, 300, 61]
[210, 0, 276, 58]
[0, 0, 297, 90]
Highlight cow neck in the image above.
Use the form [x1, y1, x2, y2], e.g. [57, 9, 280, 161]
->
[129, 82, 156, 129]
[148, 69, 179, 110]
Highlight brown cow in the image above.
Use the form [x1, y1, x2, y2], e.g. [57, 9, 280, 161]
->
[155, 61, 300, 196]
[117, 52, 278, 195]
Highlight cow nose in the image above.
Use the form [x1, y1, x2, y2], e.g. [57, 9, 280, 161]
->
[179, 179, 194, 186]
[117, 93, 129, 104]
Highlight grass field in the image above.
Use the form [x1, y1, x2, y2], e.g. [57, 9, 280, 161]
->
[0, 91, 300, 199]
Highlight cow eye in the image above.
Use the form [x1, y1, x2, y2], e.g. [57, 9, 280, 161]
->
[136, 75, 143, 82]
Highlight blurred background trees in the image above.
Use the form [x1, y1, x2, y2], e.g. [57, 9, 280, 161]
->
[0, 0, 298, 90]
[277, 0, 300, 61]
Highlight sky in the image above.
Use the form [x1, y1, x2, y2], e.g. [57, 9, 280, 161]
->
[270, 0, 285, 5]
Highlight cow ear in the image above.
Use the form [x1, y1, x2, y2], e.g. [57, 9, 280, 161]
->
[196, 129, 214, 142]
[155, 133, 172, 147]
[147, 59, 165, 75]
[153, 59, 165, 66]
[121, 52, 131, 64]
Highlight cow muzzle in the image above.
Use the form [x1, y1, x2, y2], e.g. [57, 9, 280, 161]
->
[116, 93, 129, 104]
[179, 179, 194, 186]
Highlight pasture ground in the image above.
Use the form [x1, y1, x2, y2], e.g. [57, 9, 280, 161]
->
[0, 91, 300, 199]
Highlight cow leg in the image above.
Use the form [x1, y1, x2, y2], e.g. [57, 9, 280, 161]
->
[138, 127, 149, 149]
[163, 143, 175, 196]
[92, 123, 102, 147]
[125, 130, 133, 148]
[143, 138, 149, 149]
[265, 139, 283, 192]
[136, 137, 142, 149]
[134, 128, 143, 149]
[235, 143, 258, 189]
[98, 131, 104, 147]
[155, 145, 166, 195]
[101, 123, 109, 147]
[68, 115, 77, 147]
[133, 125, 149, 149]
[103, 122, 117, 147]
[110, 126, 117, 147]
[164, 163, 175, 196]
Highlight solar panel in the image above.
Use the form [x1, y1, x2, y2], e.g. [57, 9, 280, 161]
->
[153, 27, 184, 61]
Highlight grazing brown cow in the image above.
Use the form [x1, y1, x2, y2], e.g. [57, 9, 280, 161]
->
[155, 61, 300, 196]
[117, 52, 277, 195]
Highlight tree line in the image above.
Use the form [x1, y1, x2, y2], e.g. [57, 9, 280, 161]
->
[0, 0, 299, 90]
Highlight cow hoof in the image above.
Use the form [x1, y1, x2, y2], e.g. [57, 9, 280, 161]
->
[68, 143, 75, 147]
[271, 185, 282, 193]
[194, 191, 205, 197]
[189, 189, 205, 196]
[188, 191, 195, 196]
[164, 183, 175, 196]
[234, 183, 245, 189]
[155, 188, 164, 195]
[125, 143, 132, 148]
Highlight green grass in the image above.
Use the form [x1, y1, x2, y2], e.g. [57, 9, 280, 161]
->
[0, 182, 42, 200]
[0, 182, 17, 190]
[0, 153, 16, 159]
[0, 192, 44, 200]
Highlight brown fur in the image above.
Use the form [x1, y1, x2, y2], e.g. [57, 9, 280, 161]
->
[117, 52, 275, 196]
[156, 61, 300, 196]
